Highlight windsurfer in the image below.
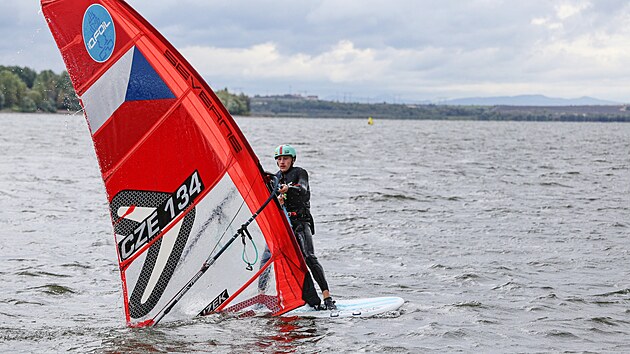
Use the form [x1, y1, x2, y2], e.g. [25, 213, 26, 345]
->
[274, 144, 337, 311]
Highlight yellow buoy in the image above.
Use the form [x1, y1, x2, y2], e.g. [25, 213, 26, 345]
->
[367, 116, 374, 125]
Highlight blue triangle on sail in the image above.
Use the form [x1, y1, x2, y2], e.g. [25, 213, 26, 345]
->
[125, 48, 175, 101]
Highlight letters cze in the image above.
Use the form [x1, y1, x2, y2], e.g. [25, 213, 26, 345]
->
[118, 171, 205, 261]
[164, 49, 243, 154]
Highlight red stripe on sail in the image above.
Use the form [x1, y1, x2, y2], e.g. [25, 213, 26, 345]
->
[93, 99, 176, 173]
[104, 104, 225, 194]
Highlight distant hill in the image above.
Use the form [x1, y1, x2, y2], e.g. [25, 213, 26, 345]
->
[249, 95, 630, 121]
[442, 94, 620, 106]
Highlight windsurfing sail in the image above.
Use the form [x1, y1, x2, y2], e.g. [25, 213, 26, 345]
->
[41, 0, 310, 327]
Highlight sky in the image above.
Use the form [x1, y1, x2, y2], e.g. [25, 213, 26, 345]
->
[2, 0, 630, 103]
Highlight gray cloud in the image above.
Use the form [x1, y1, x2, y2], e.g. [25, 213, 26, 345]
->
[3, 0, 630, 102]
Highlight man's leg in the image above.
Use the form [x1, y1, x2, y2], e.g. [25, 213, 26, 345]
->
[301, 272, 321, 308]
[295, 222, 329, 294]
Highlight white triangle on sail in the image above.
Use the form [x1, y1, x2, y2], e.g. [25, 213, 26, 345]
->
[81, 47, 135, 133]
[117, 205, 155, 223]
[141, 221, 183, 304]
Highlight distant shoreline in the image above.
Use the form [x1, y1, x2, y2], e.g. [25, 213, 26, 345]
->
[0, 109, 81, 115]
[0, 96, 630, 123]
[248, 95, 630, 122]
[0, 106, 630, 123]
[2, 66, 629, 121]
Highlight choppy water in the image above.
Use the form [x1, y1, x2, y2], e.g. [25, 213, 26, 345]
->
[0, 113, 629, 353]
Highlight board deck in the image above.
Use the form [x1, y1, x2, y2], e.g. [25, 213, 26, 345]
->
[285, 296, 404, 318]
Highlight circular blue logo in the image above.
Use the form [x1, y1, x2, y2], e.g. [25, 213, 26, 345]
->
[82, 4, 116, 63]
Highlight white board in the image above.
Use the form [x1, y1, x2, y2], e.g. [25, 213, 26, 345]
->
[286, 296, 404, 318]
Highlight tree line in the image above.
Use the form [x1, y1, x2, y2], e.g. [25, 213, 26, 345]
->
[3, 65, 628, 121]
[215, 88, 250, 116]
[0, 66, 81, 113]
[0, 65, 251, 116]
[250, 96, 630, 122]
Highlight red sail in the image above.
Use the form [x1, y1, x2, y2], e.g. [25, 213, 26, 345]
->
[41, 0, 308, 326]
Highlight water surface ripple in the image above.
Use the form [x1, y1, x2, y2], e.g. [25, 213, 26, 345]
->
[0, 114, 629, 352]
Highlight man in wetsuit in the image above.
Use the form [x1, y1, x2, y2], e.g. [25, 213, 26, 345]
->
[274, 144, 336, 310]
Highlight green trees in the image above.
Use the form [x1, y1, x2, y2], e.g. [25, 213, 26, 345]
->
[216, 88, 250, 116]
[0, 66, 251, 115]
[248, 96, 630, 121]
[32, 70, 59, 112]
[57, 71, 82, 112]
[0, 66, 81, 112]
[0, 70, 27, 110]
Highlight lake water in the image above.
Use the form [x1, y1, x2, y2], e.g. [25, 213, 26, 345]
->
[0, 113, 629, 353]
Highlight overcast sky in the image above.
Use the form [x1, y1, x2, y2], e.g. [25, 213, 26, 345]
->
[3, 0, 630, 103]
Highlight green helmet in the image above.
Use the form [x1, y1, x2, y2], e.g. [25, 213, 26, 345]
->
[274, 144, 297, 159]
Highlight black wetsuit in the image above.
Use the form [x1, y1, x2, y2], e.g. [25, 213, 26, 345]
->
[276, 166, 330, 305]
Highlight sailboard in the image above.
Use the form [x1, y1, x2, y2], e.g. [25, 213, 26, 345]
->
[41, 0, 310, 327]
[288, 297, 404, 318]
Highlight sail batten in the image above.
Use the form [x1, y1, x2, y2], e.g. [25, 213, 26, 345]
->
[42, 0, 308, 326]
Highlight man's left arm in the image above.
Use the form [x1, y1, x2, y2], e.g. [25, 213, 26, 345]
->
[292, 168, 309, 196]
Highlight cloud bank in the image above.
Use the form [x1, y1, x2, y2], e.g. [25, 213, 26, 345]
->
[4, 0, 630, 102]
